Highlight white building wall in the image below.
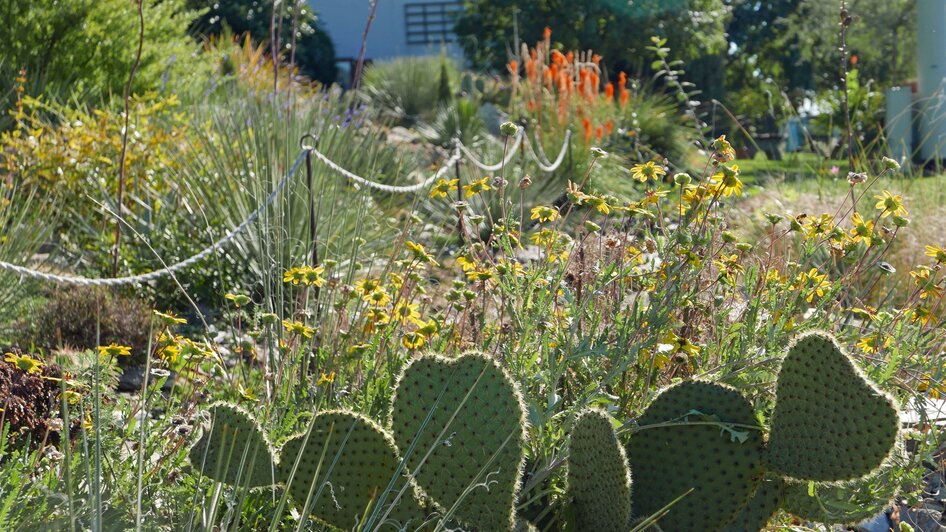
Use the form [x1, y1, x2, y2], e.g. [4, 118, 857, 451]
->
[917, 0, 946, 159]
[312, 0, 464, 62]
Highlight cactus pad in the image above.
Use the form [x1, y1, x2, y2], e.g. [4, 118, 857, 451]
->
[766, 332, 899, 481]
[626, 380, 764, 531]
[723, 477, 784, 531]
[277, 410, 427, 531]
[781, 441, 903, 525]
[389, 352, 527, 531]
[567, 409, 632, 532]
[188, 402, 276, 487]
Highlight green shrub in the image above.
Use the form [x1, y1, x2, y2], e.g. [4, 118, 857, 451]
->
[0, 0, 206, 120]
[15, 286, 153, 366]
[361, 56, 460, 125]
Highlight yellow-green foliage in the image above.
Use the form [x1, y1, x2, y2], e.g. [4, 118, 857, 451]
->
[1, 94, 189, 206]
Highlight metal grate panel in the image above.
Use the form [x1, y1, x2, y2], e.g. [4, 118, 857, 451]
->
[405, 2, 462, 45]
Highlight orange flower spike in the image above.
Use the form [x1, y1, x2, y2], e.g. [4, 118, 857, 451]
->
[618, 71, 627, 89]
[605, 120, 613, 134]
[595, 125, 603, 139]
[552, 50, 565, 66]
[590, 72, 600, 94]
[566, 51, 574, 64]
[582, 117, 592, 144]
[508, 59, 519, 76]
[619, 87, 630, 108]
[604, 82, 614, 101]
[543, 68, 553, 88]
[544, 26, 552, 40]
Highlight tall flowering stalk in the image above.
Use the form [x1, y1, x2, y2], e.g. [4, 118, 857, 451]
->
[508, 28, 629, 147]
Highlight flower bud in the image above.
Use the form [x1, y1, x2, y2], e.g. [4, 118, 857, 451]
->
[500, 121, 519, 137]
[882, 156, 901, 171]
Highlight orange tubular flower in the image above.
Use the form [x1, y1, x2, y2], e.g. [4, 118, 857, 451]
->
[582, 117, 592, 144]
[605, 120, 613, 134]
[552, 50, 565, 66]
[604, 82, 614, 101]
[595, 125, 603, 139]
[507, 59, 518, 75]
[619, 87, 630, 108]
[544, 26, 552, 40]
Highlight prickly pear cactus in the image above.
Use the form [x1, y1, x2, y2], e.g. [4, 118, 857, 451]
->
[277, 410, 427, 531]
[722, 477, 784, 531]
[766, 332, 899, 482]
[626, 380, 764, 531]
[188, 402, 276, 488]
[389, 352, 527, 531]
[781, 441, 904, 525]
[567, 409, 632, 532]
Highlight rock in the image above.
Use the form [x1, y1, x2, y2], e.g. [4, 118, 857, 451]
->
[388, 126, 419, 145]
[857, 510, 896, 532]
[513, 245, 544, 263]
[901, 398, 946, 427]
[900, 505, 945, 531]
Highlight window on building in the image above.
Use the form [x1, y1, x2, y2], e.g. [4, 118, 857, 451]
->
[404, 2, 463, 45]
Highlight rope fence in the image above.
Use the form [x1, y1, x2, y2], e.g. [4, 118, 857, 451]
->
[0, 131, 572, 286]
[455, 132, 524, 172]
